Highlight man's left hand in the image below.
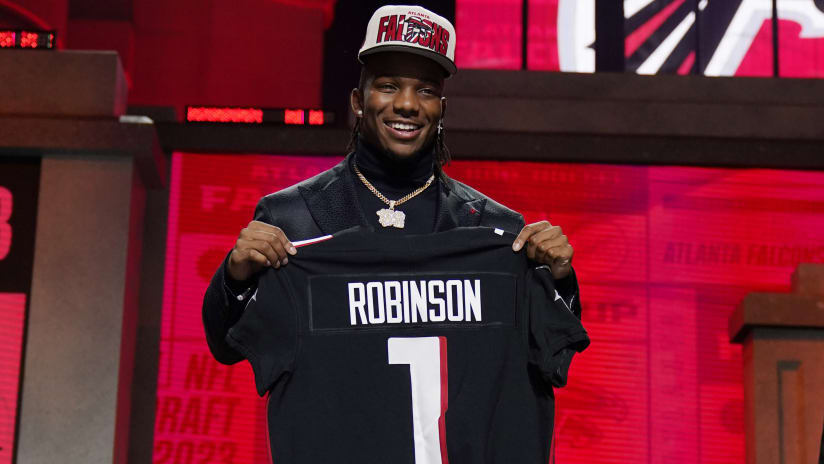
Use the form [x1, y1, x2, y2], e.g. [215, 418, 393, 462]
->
[512, 221, 574, 279]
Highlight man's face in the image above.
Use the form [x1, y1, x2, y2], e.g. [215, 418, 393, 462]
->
[352, 53, 446, 160]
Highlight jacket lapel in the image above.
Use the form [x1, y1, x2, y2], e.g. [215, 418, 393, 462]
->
[434, 174, 486, 231]
[299, 154, 368, 235]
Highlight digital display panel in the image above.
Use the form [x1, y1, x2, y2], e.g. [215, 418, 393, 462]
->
[0, 294, 25, 464]
[456, 0, 824, 77]
[155, 152, 824, 463]
[0, 158, 40, 464]
[457, 0, 525, 70]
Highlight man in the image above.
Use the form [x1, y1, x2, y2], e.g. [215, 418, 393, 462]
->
[202, 5, 584, 462]
[204, 4, 579, 365]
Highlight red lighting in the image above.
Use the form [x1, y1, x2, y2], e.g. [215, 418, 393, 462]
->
[0, 30, 55, 49]
[0, 32, 14, 48]
[20, 32, 38, 48]
[187, 107, 263, 123]
[308, 110, 324, 125]
[185, 106, 331, 125]
[284, 109, 305, 125]
[0, 294, 26, 464]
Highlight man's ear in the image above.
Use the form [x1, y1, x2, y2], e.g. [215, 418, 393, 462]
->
[440, 96, 447, 120]
[351, 88, 364, 116]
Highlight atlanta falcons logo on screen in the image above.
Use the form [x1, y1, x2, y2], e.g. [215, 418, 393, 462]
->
[623, 0, 824, 75]
[557, 0, 824, 76]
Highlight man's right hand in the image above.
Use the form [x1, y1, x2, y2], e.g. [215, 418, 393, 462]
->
[226, 221, 297, 282]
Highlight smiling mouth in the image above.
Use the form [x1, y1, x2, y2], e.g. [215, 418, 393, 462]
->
[384, 121, 423, 134]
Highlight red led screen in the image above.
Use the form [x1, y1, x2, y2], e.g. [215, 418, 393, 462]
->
[0, 158, 39, 464]
[455, 0, 565, 71]
[0, 294, 25, 464]
[456, 0, 523, 70]
[777, 15, 824, 78]
[156, 152, 824, 463]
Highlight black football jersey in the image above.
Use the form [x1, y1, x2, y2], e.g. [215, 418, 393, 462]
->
[226, 226, 589, 464]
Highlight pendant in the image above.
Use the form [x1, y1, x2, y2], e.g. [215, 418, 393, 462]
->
[377, 202, 405, 228]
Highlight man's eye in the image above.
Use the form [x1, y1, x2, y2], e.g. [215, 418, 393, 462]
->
[377, 83, 396, 91]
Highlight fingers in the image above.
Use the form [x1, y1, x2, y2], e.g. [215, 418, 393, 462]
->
[512, 220, 552, 251]
[239, 223, 295, 263]
[238, 237, 281, 267]
[246, 249, 271, 268]
[545, 244, 574, 266]
[531, 240, 572, 265]
[524, 226, 563, 258]
[514, 221, 573, 267]
[228, 222, 297, 279]
[246, 220, 280, 233]
[247, 221, 297, 256]
[244, 230, 292, 264]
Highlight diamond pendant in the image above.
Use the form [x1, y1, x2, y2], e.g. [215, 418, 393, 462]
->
[377, 201, 405, 228]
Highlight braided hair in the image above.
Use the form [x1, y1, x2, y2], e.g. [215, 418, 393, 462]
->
[346, 66, 451, 169]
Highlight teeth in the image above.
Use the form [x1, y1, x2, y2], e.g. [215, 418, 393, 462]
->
[389, 122, 419, 131]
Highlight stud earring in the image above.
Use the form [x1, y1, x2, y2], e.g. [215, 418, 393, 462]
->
[357, 110, 363, 116]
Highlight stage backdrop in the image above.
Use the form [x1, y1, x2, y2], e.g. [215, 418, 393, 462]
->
[154, 152, 824, 464]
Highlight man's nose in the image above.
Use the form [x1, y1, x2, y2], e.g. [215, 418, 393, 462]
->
[393, 87, 419, 115]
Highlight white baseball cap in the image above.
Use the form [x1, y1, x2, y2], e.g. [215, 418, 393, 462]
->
[358, 5, 457, 76]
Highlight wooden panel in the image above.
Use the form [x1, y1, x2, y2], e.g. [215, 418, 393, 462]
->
[741, 329, 824, 464]
[0, 50, 127, 117]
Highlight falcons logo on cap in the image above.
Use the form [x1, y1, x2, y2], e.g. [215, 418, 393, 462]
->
[404, 16, 434, 43]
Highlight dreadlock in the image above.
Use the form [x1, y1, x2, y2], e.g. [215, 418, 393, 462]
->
[346, 116, 361, 154]
[346, 66, 452, 170]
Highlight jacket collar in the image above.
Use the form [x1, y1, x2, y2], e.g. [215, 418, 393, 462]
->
[434, 174, 486, 231]
[298, 153, 485, 235]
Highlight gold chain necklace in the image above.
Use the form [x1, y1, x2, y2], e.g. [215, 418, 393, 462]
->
[353, 163, 435, 228]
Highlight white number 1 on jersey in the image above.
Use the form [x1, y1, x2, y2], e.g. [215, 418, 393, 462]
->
[387, 336, 450, 464]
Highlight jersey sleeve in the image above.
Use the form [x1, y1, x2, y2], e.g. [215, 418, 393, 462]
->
[225, 267, 299, 396]
[526, 265, 590, 388]
[202, 198, 275, 365]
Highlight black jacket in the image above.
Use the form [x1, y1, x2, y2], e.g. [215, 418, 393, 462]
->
[203, 153, 580, 364]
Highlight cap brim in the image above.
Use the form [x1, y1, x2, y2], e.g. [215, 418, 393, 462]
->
[359, 44, 457, 77]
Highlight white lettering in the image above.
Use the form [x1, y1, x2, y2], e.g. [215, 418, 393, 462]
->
[348, 283, 367, 325]
[385, 281, 403, 323]
[410, 280, 427, 323]
[446, 280, 463, 321]
[465, 279, 481, 321]
[367, 282, 385, 324]
[402, 281, 411, 323]
[428, 281, 446, 322]
[347, 279, 484, 326]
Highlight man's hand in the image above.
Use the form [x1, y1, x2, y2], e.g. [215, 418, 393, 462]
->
[512, 221, 574, 279]
[227, 221, 297, 282]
